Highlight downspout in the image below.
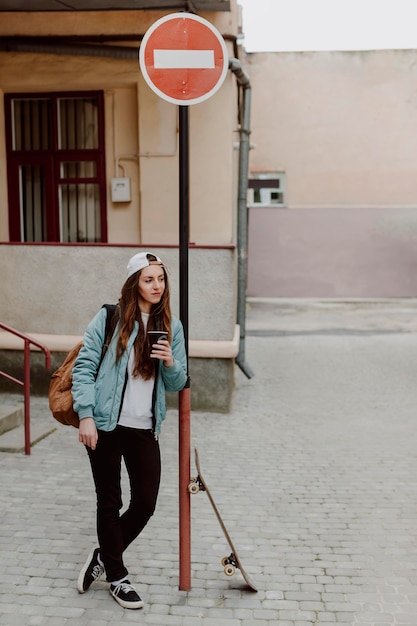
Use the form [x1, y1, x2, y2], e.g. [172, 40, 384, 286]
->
[229, 57, 254, 379]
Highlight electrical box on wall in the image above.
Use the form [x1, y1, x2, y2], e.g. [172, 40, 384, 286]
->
[111, 177, 131, 203]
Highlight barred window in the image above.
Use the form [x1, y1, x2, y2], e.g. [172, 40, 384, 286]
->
[5, 91, 107, 243]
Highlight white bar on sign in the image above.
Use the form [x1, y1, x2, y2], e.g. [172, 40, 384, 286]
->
[154, 49, 215, 69]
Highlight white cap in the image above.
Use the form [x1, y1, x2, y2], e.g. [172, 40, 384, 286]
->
[126, 251, 163, 279]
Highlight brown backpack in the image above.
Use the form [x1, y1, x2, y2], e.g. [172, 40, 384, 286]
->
[48, 304, 118, 428]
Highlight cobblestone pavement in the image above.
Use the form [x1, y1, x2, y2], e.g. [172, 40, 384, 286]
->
[1, 299, 417, 625]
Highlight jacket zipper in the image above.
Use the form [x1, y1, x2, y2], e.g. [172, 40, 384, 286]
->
[151, 360, 159, 439]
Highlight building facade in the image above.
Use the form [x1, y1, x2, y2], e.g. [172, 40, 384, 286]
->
[0, 1, 250, 410]
[246, 50, 417, 297]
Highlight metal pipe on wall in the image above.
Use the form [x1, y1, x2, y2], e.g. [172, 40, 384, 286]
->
[229, 57, 254, 379]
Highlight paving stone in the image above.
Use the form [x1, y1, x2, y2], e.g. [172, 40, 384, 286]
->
[2, 299, 417, 625]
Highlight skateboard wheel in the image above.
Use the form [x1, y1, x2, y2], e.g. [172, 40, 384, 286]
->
[221, 557, 229, 567]
[224, 564, 236, 577]
[188, 481, 200, 494]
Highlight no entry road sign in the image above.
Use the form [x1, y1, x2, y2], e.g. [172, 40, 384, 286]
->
[139, 13, 229, 106]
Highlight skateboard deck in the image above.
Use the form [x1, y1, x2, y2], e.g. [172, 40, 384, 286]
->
[188, 447, 258, 592]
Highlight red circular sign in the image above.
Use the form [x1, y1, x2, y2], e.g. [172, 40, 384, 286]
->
[139, 13, 229, 106]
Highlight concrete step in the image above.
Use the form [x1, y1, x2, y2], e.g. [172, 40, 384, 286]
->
[0, 400, 56, 452]
[0, 403, 23, 435]
[0, 420, 56, 453]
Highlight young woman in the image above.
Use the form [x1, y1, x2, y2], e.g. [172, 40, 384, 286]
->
[72, 251, 187, 610]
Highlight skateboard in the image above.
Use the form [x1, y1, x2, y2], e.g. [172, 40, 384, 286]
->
[188, 447, 258, 592]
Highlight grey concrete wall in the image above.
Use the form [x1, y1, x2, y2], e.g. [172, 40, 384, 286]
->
[0, 245, 237, 411]
[0, 245, 236, 340]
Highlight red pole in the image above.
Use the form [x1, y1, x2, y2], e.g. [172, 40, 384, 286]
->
[179, 386, 191, 590]
[24, 340, 31, 456]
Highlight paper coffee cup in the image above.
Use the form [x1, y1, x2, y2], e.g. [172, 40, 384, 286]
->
[147, 330, 168, 344]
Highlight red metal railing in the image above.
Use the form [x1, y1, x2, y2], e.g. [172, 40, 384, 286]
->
[0, 323, 51, 455]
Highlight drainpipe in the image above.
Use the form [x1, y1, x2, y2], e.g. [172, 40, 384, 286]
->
[229, 57, 254, 379]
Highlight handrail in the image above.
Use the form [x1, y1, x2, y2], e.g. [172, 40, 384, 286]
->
[0, 322, 51, 455]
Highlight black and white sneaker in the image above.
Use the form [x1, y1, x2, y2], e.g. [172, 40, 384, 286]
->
[109, 579, 144, 609]
[77, 547, 105, 593]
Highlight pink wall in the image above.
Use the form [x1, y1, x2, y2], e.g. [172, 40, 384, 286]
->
[248, 207, 417, 297]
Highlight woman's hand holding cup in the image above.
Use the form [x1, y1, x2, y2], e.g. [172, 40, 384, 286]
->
[148, 331, 174, 367]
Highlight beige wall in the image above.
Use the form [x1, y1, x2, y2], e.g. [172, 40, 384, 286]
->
[0, 8, 239, 246]
[245, 50, 417, 297]
[138, 75, 237, 245]
[246, 49, 417, 209]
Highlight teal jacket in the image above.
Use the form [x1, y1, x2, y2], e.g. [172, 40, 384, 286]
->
[71, 306, 187, 436]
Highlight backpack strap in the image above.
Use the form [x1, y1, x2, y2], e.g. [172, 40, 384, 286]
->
[102, 304, 119, 348]
[97, 304, 119, 372]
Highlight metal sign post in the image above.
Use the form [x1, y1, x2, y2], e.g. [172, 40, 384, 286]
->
[139, 12, 228, 592]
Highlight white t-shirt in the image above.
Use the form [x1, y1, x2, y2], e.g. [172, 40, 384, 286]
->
[118, 313, 154, 430]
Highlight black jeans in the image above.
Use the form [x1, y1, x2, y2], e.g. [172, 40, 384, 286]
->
[86, 425, 161, 582]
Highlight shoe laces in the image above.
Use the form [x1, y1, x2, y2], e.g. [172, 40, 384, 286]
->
[91, 563, 103, 580]
[113, 581, 136, 595]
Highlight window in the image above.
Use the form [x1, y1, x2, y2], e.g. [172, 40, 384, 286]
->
[248, 173, 285, 207]
[5, 91, 107, 242]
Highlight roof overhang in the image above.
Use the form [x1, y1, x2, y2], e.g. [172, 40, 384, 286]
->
[0, 0, 230, 11]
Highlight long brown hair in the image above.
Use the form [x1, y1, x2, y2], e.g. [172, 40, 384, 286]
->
[116, 255, 171, 380]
